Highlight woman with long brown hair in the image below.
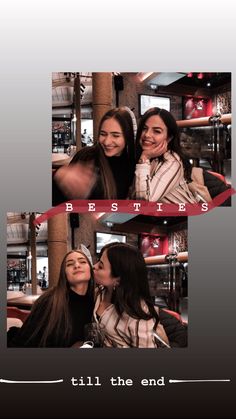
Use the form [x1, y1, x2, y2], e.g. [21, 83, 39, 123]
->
[8, 249, 94, 347]
[53, 107, 136, 204]
[93, 242, 187, 348]
[135, 107, 201, 203]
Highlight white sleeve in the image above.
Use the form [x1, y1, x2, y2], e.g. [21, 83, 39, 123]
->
[135, 162, 151, 200]
[135, 156, 183, 202]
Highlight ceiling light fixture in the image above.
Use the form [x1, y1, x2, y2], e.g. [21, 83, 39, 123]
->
[106, 221, 113, 228]
[150, 83, 158, 90]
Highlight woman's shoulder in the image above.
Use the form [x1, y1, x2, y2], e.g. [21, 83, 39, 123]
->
[141, 300, 160, 314]
[164, 150, 181, 162]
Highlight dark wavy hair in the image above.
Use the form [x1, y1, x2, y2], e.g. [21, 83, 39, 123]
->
[18, 250, 94, 347]
[70, 107, 135, 198]
[136, 107, 192, 181]
[99, 243, 159, 326]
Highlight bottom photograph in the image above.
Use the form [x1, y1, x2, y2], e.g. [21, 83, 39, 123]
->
[6, 212, 188, 348]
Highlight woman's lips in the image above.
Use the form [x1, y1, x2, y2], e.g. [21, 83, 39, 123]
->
[142, 139, 154, 146]
[103, 146, 116, 151]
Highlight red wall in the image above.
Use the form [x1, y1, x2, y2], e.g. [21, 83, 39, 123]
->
[183, 97, 212, 119]
[140, 234, 169, 257]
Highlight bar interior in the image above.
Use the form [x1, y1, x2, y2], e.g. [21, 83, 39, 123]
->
[52, 72, 231, 185]
[7, 212, 188, 347]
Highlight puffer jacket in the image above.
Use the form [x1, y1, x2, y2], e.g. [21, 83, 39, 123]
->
[203, 170, 231, 206]
[159, 309, 187, 348]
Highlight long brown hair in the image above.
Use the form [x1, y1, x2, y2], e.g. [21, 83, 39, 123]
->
[99, 243, 159, 326]
[136, 107, 192, 181]
[22, 250, 94, 347]
[70, 107, 135, 198]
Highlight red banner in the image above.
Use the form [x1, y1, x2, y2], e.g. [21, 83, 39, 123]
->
[34, 187, 235, 225]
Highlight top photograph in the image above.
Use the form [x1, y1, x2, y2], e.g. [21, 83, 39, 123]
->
[52, 72, 231, 206]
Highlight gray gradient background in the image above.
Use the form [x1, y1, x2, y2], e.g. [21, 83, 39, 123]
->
[0, 2, 235, 418]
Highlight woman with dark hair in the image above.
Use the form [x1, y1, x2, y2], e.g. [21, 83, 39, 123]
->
[53, 107, 136, 204]
[8, 249, 94, 347]
[135, 107, 200, 203]
[93, 243, 187, 348]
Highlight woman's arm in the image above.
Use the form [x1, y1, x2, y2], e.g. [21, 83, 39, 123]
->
[135, 153, 183, 201]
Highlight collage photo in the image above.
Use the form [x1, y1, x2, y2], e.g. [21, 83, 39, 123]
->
[6, 72, 232, 349]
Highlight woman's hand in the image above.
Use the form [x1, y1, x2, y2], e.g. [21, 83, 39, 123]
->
[141, 139, 168, 160]
[54, 162, 97, 199]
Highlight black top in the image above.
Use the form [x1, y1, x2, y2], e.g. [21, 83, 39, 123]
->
[7, 289, 94, 348]
[68, 289, 94, 344]
[107, 153, 134, 199]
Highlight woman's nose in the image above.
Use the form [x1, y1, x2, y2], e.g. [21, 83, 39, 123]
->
[102, 134, 112, 144]
[143, 129, 151, 138]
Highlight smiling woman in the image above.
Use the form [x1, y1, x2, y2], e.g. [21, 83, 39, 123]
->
[99, 118, 126, 157]
[65, 252, 91, 294]
[52, 107, 136, 204]
[7, 249, 94, 347]
[135, 107, 199, 203]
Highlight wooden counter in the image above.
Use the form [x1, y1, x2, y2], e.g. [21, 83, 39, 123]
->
[52, 153, 72, 168]
[7, 294, 40, 309]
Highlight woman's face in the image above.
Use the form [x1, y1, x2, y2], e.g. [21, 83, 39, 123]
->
[99, 117, 126, 157]
[140, 115, 169, 152]
[93, 250, 119, 288]
[65, 252, 91, 287]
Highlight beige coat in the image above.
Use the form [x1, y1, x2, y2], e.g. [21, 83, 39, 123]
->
[94, 290, 170, 348]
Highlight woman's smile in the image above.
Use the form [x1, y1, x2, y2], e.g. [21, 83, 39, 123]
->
[99, 118, 126, 157]
[141, 139, 155, 147]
